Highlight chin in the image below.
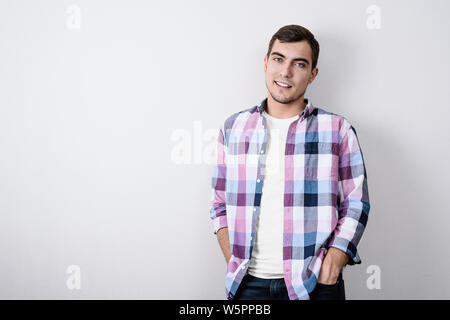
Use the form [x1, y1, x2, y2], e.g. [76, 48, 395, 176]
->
[271, 94, 294, 104]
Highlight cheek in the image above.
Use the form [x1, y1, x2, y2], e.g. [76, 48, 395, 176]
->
[267, 72, 277, 83]
[267, 64, 280, 76]
[295, 75, 310, 86]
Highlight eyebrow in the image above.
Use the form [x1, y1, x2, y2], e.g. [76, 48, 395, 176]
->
[270, 51, 310, 65]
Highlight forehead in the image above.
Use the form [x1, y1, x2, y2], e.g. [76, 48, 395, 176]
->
[271, 39, 312, 60]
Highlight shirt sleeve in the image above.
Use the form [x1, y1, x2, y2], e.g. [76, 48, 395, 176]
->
[209, 125, 228, 235]
[327, 120, 370, 265]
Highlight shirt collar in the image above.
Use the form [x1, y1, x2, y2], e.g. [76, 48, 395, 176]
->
[256, 97, 314, 119]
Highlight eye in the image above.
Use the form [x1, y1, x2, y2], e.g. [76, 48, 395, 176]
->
[297, 63, 305, 68]
[273, 57, 282, 62]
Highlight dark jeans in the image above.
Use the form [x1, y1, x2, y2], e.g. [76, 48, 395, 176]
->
[233, 272, 345, 300]
[309, 271, 346, 300]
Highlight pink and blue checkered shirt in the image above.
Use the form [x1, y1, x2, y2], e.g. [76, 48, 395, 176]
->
[209, 97, 370, 300]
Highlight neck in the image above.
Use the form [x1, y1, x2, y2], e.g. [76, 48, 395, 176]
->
[265, 93, 306, 119]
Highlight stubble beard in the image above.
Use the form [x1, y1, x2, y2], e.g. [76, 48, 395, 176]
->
[268, 82, 306, 105]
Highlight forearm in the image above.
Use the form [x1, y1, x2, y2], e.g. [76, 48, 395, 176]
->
[216, 227, 231, 264]
[318, 247, 349, 284]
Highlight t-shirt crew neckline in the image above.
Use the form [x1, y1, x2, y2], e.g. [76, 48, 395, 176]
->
[262, 110, 301, 122]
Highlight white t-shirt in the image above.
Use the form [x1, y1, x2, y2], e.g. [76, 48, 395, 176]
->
[247, 109, 300, 279]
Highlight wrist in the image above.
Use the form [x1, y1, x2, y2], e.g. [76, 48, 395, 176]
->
[318, 247, 348, 283]
[325, 247, 349, 268]
[320, 260, 341, 279]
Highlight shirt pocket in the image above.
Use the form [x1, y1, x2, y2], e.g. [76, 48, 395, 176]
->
[303, 142, 339, 180]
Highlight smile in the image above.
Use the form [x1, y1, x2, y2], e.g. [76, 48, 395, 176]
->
[274, 80, 292, 88]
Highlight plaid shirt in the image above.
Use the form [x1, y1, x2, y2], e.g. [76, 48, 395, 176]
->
[209, 97, 370, 300]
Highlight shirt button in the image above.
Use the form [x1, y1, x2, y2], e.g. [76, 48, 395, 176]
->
[260, 149, 264, 154]
[241, 265, 246, 270]
[253, 208, 256, 212]
[257, 179, 261, 183]
[250, 236, 253, 240]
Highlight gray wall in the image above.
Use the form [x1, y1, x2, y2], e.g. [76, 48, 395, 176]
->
[0, 0, 449, 299]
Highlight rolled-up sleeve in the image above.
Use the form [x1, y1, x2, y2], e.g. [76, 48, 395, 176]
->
[328, 120, 370, 265]
[209, 125, 228, 234]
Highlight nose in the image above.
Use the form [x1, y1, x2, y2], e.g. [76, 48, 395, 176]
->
[280, 64, 293, 79]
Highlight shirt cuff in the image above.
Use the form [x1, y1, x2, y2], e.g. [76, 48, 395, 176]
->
[327, 237, 361, 265]
[212, 215, 228, 235]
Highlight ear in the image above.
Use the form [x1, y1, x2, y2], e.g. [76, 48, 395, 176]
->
[264, 54, 268, 72]
[308, 67, 319, 84]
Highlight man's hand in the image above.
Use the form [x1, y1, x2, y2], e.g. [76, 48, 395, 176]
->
[317, 247, 349, 285]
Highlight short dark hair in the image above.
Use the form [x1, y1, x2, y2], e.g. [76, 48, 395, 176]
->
[266, 24, 320, 70]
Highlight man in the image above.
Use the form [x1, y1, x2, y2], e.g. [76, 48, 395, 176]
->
[209, 24, 370, 300]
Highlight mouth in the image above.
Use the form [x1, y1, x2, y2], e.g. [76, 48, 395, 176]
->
[274, 80, 292, 89]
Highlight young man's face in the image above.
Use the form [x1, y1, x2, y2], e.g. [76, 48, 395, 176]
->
[264, 39, 318, 105]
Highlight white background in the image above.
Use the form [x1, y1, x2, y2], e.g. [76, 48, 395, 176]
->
[0, 0, 449, 299]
